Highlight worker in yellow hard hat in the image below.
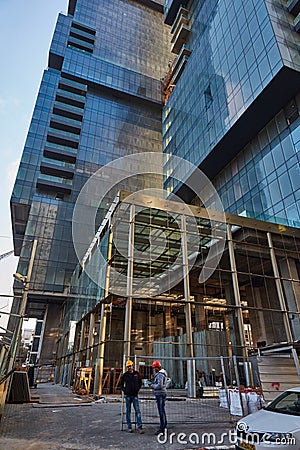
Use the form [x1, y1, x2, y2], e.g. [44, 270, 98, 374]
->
[126, 359, 134, 368]
[120, 359, 144, 433]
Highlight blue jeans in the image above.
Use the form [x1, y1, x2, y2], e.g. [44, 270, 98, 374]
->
[125, 395, 142, 429]
[155, 393, 167, 431]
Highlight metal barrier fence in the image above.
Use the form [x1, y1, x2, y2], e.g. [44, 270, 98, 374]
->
[55, 350, 299, 428]
[119, 351, 300, 428]
[120, 391, 233, 429]
[120, 355, 239, 428]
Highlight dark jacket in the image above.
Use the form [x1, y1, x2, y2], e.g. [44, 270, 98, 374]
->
[120, 370, 142, 396]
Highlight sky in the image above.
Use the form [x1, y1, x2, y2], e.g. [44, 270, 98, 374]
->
[0, 0, 68, 330]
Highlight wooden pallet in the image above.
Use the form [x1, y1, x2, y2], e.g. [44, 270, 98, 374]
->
[73, 367, 93, 395]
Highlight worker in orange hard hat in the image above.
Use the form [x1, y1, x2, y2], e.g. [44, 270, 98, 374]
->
[152, 360, 161, 369]
[120, 359, 144, 433]
[150, 360, 168, 434]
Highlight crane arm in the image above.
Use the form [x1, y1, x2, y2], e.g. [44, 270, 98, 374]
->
[0, 250, 14, 261]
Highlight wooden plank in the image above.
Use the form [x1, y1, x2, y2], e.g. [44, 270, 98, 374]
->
[257, 357, 295, 366]
[259, 366, 298, 374]
[257, 356, 300, 402]
[260, 373, 299, 381]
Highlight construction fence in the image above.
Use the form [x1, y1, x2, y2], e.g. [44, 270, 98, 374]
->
[54, 348, 300, 428]
[120, 355, 265, 428]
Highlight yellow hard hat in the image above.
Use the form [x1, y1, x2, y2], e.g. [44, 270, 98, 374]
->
[126, 360, 134, 367]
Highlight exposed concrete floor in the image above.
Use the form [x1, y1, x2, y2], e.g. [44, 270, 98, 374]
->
[0, 383, 235, 450]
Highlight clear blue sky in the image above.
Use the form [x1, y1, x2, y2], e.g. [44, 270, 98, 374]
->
[0, 0, 68, 328]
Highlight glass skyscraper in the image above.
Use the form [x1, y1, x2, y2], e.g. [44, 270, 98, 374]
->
[163, 0, 300, 227]
[10, 0, 171, 365]
[9, 0, 300, 382]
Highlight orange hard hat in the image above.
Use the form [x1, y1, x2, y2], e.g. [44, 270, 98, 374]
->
[152, 360, 161, 369]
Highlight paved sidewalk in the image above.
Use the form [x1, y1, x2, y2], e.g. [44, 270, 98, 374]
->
[0, 383, 236, 450]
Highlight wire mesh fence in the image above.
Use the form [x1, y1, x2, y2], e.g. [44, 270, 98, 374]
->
[120, 355, 235, 428]
[120, 394, 233, 430]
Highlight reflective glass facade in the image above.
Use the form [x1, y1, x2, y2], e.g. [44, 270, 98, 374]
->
[214, 113, 300, 227]
[10, 0, 171, 363]
[9, 0, 300, 380]
[162, 0, 300, 227]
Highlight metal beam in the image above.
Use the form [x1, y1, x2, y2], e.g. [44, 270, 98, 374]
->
[123, 204, 135, 364]
[95, 221, 113, 395]
[227, 225, 247, 357]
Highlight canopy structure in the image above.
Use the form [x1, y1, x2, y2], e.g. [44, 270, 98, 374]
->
[57, 191, 300, 393]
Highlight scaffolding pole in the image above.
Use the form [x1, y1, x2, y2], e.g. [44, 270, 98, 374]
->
[95, 222, 113, 395]
[123, 204, 135, 364]
[181, 215, 195, 397]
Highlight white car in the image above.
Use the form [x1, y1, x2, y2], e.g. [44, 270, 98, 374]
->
[235, 387, 300, 450]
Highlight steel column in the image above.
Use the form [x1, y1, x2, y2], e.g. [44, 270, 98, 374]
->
[227, 224, 247, 357]
[96, 222, 113, 394]
[181, 215, 195, 397]
[123, 204, 135, 365]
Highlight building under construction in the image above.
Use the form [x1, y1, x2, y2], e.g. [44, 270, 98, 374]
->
[7, 0, 300, 402]
[55, 190, 300, 396]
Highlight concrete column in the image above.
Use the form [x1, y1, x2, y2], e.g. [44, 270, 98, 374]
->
[194, 295, 207, 331]
[267, 233, 293, 342]
[279, 258, 300, 340]
[224, 284, 240, 354]
[165, 305, 176, 336]
[38, 304, 61, 367]
[245, 285, 267, 346]
[223, 315, 233, 357]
